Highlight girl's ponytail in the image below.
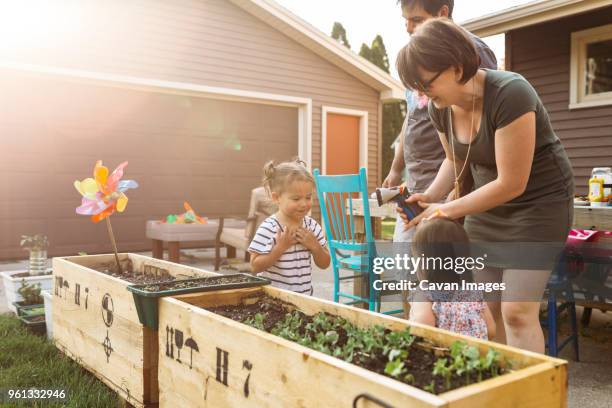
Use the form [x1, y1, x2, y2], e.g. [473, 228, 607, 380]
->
[262, 158, 313, 195]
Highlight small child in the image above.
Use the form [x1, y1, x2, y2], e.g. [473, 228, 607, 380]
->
[248, 159, 331, 295]
[409, 217, 495, 340]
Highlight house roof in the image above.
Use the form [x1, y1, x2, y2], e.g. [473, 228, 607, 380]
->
[229, 0, 405, 102]
[462, 0, 612, 37]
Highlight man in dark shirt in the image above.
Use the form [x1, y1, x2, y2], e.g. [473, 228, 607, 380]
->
[384, 0, 497, 242]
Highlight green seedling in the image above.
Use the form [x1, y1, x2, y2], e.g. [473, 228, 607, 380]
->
[424, 380, 436, 393]
[17, 280, 43, 306]
[385, 359, 405, 378]
[433, 358, 452, 390]
[244, 312, 266, 331]
[484, 348, 501, 377]
[237, 304, 503, 395]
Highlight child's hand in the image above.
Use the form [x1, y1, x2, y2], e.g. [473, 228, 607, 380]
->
[275, 226, 297, 252]
[295, 227, 318, 251]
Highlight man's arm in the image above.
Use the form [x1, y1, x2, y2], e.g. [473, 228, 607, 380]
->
[382, 117, 407, 187]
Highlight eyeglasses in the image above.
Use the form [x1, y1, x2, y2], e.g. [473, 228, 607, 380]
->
[413, 70, 443, 92]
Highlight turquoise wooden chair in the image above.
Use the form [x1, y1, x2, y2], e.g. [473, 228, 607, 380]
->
[314, 168, 402, 314]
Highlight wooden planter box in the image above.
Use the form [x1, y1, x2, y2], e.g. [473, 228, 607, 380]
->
[158, 287, 567, 408]
[52, 253, 216, 407]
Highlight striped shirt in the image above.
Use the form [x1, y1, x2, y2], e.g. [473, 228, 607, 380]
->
[248, 215, 327, 294]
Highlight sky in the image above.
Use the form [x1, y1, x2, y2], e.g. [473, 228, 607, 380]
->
[275, 0, 535, 78]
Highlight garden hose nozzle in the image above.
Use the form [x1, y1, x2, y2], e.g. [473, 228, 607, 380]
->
[371, 186, 423, 221]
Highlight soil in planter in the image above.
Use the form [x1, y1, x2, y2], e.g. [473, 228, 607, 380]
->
[209, 296, 506, 395]
[86, 259, 178, 285]
[139, 274, 255, 292]
[13, 271, 52, 278]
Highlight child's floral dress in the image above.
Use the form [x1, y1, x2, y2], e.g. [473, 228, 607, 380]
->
[431, 290, 488, 340]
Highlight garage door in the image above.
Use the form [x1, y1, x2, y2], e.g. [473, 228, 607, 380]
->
[0, 73, 298, 259]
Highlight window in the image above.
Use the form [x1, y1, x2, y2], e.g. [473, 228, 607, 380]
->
[570, 23, 612, 109]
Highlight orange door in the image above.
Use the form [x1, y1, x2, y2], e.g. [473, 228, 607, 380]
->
[325, 113, 360, 175]
[324, 113, 361, 240]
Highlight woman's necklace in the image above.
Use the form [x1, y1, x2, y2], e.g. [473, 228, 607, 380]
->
[450, 78, 477, 199]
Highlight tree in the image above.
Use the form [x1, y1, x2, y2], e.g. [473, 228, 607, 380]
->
[360, 35, 390, 74]
[331, 22, 351, 49]
[359, 36, 405, 179]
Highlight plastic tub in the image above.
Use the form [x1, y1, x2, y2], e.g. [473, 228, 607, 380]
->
[12, 301, 44, 317]
[20, 314, 46, 336]
[0, 269, 52, 313]
[42, 290, 53, 339]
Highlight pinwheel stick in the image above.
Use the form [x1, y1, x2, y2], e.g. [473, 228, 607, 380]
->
[105, 217, 123, 274]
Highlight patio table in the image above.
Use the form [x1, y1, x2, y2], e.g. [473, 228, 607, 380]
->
[146, 219, 248, 263]
[573, 205, 612, 231]
[146, 220, 220, 263]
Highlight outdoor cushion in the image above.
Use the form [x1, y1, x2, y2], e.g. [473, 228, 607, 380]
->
[220, 227, 249, 250]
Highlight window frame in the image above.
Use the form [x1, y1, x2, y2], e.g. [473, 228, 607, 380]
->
[569, 23, 612, 110]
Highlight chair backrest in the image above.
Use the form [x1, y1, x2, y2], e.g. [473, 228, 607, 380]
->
[313, 168, 374, 249]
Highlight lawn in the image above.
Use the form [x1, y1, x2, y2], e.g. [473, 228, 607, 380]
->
[0, 314, 121, 407]
[381, 218, 396, 241]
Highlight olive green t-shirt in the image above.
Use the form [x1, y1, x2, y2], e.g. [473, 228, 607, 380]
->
[428, 69, 574, 243]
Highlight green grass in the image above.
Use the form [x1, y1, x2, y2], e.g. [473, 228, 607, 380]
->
[0, 314, 122, 407]
[381, 218, 396, 241]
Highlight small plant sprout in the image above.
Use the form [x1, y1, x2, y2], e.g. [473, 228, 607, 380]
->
[433, 358, 452, 390]
[403, 373, 415, 384]
[484, 349, 501, 377]
[245, 313, 266, 331]
[384, 359, 405, 378]
[18, 280, 43, 306]
[20, 235, 49, 251]
[424, 381, 436, 394]
[384, 348, 409, 379]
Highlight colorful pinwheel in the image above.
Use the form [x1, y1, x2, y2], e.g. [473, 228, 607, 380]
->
[74, 160, 138, 273]
[74, 160, 138, 222]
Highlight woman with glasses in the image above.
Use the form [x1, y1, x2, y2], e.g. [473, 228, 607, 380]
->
[396, 18, 574, 354]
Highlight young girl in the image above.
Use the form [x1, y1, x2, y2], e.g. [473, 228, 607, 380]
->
[248, 159, 330, 295]
[409, 216, 495, 340]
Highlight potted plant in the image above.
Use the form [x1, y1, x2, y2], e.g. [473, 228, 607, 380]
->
[20, 234, 49, 276]
[15, 280, 47, 335]
[13, 280, 44, 316]
[1, 234, 52, 313]
[1, 267, 53, 314]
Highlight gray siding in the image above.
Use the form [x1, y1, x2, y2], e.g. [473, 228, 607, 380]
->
[508, 6, 612, 195]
